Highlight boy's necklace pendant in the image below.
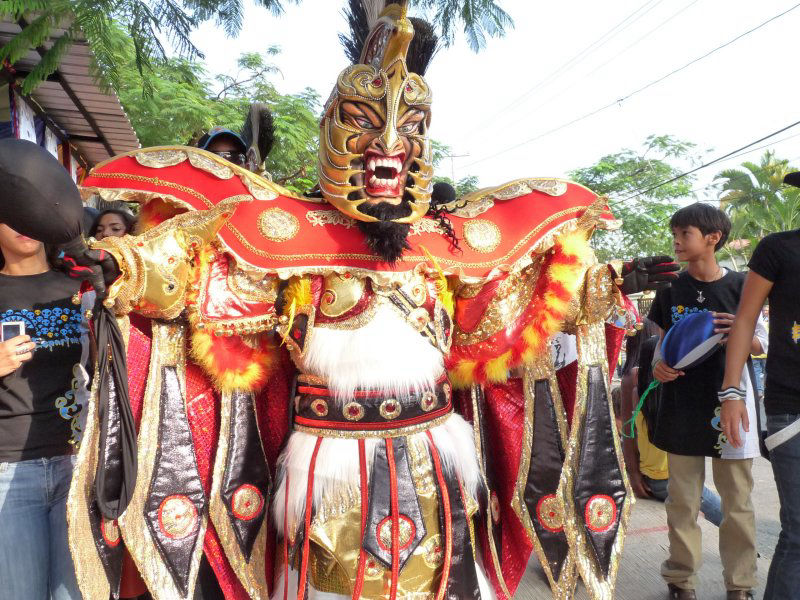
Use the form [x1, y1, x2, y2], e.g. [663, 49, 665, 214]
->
[697, 290, 705, 303]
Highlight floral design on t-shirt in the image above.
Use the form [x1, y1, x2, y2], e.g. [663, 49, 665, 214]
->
[1, 307, 81, 349]
[670, 305, 709, 324]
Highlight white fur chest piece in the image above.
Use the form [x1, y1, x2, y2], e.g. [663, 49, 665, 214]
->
[294, 304, 445, 400]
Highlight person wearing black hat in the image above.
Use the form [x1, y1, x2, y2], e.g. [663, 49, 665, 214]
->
[0, 139, 91, 599]
[722, 171, 800, 599]
[197, 126, 251, 169]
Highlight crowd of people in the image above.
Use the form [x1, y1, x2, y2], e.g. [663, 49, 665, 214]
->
[0, 120, 798, 600]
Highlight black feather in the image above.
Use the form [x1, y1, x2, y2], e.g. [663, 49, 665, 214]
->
[407, 17, 439, 76]
[240, 103, 275, 164]
[339, 0, 371, 64]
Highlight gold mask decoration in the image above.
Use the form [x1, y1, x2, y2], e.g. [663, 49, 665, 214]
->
[318, 2, 434, 224]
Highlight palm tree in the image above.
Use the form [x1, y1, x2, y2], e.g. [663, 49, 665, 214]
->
[0, 0, 512, 94]
[715, 151, 800, 266]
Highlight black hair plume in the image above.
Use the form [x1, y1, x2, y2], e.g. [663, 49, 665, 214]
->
[407, 17, 439, 75]
[240, 103, 275, 164]
[339, 0, 371, 63]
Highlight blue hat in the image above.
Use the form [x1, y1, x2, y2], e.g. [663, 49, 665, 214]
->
[661, 311, 724, 370]
[197, 127, 247, 152]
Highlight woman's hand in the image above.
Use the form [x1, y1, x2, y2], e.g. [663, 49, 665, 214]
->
[653, 359, 684, 383]
[0, 335, 34, 377]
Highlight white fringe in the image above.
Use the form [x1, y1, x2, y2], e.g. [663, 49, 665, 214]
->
[296, 306, 444, 402]
[272, 414, 481, 536]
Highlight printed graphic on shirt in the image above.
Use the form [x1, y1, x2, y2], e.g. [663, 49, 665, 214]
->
[1, 307, 82, 349]
[55, 364, 84, 447]
[792, 321, 800, 344]
[671, 305, 709, 324]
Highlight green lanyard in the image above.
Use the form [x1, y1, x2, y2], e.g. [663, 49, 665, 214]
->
[622, 380, 660, 439]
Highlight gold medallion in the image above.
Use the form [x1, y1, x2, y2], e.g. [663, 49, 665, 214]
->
[584, 494, 616, 532]
[343, 402, 365, 421]
[536, 494, 564, 532]
[379, 399, 402, 420]
[258, 208, 300, 242]
[231, 484, 265, 521]
[463, 219, 502, 253]
[158, 495, 199, 540]
[101, 518, 122, 547]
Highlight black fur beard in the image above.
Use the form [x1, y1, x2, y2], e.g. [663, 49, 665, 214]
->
[356, 200, 412, 264]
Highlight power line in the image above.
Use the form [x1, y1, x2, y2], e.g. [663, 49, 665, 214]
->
[470, 0, 702, 141]
[608, 119, 800, 208]
[463, 2, 800, 170]
[468, 0, 665, 134]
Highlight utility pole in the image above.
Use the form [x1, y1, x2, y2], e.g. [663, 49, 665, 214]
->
[441, 152, 470, 184]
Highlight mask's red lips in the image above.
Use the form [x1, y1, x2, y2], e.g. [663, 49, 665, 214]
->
[364, 150, 406, 197]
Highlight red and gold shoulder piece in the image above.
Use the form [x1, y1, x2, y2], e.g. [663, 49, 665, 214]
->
[83, 150, 613, 280]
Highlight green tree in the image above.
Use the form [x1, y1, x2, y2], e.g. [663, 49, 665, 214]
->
[0, 0, 512, 93]
[113, 34, 320, 193]
[715, 151, 800, 269]
[569, 135, 700, 262]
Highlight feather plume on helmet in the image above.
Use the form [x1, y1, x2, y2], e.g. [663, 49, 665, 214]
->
[319, 0, 438, 236]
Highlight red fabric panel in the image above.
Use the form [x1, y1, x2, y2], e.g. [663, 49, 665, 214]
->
[482, 381, 533, 597]
[605, 323, 626, 382]
[556, 361, 578, 428]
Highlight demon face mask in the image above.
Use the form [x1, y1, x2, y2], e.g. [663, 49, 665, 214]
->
[318, 4, 434, 228]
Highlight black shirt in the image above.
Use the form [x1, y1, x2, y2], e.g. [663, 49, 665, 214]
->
[0, 271, 84, 462]
[647, 270, 745, 457]
[748, 230, 800, 415]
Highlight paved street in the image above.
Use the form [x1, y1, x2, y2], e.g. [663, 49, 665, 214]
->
[516, 457, 779, 599]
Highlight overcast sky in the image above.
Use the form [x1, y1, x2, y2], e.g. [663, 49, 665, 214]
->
[191, 0, 800, 203]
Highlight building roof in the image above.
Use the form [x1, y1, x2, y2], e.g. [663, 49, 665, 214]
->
[0, 19, 139, 166]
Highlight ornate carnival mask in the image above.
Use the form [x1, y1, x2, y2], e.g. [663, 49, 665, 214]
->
[318, 3, 434, 224]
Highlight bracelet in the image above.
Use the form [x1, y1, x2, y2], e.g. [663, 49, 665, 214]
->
[717, 386, 746, 402]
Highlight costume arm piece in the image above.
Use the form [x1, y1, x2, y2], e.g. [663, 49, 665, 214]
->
[447, 230, 594, 388]
[91, 201, 237, 319]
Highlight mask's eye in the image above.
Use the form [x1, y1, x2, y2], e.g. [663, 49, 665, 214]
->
[354, 117, 377, 130]
[398, 121, 420, 134]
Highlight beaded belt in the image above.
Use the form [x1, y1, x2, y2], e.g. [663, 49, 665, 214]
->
[292, 375, 453, 439]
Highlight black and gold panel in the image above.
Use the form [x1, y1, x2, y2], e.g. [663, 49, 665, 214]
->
[430, 447, 481, 600]
[87, 496, 124, 598]
[220, 390, 271, 559]
[363, 438, 426, 570]
[524, 379, 570, 581]
[143, 367, 208, 597]
[572, 365, 626, 576]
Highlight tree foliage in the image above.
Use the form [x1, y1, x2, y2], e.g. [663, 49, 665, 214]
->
[0, 0, 512, 94]
[715, 151, 800, 269]
[113, 30, 320, 193]
[569, 135, 700, 262]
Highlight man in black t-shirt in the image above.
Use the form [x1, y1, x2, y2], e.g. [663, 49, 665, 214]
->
[648, 204, 765, 600]
[722, 190, 800, 598]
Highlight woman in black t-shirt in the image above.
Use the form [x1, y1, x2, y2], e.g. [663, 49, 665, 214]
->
[722, 229, 800, 600]
[0, 222, 87, 599]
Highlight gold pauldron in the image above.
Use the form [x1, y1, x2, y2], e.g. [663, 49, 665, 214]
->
[92, 203, 238, 319]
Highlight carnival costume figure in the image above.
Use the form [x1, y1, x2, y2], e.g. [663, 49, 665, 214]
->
[55, 2, 679, 599]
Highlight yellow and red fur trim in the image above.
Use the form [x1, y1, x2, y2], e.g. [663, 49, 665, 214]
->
[186, 245, 277, 393]
[447, 231, 593, 388]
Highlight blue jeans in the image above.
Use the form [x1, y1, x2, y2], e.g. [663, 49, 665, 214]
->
[0, 455, 81, 599]
[765, 413, 800, 600]
[643, 475, 724, 526]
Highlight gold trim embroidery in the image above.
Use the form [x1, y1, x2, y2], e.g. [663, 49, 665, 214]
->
[135, 149, 188, 168]
[188, 152, 234, 179]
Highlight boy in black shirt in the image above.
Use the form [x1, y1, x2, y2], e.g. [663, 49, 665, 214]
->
[648, 204, 766, 600]
[722, 175, 800, 599]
